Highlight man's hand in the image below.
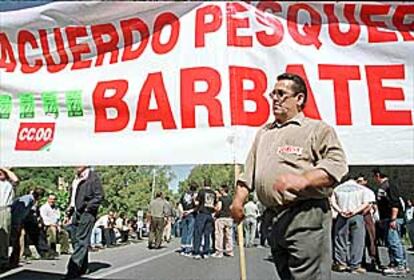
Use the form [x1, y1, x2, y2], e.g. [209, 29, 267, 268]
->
[272, 173, 310, 193]
[389, 220, 397, 230]
[230, 199, 245, 224]
[340, 211, 353, 218]
[230, 185, 249, 223]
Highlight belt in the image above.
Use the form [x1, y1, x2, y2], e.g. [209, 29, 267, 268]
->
[266, 198, 330, 222]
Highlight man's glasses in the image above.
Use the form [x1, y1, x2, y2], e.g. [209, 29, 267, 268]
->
[268, 89, 297, 101]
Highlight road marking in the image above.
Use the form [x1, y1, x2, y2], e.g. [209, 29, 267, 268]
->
[0, 267, 25, 278]
[89, 248, 176, 279]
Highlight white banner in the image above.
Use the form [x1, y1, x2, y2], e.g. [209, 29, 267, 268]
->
[0, 1, 413, 167]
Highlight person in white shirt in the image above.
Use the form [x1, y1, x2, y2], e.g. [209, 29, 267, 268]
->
[0, 168, 16, 271]
[39, 194, 70, 255]
[115, 213, 129, 243]
[405, 200, 414, 251]
[331, 177, 375, 273]
[243, 197, 259, 248]
[90, 215, 107, 250]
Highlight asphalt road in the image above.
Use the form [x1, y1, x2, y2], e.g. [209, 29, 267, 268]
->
[0, 238, 413, 280]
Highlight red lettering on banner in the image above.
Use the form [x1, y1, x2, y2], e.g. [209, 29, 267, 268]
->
[91, 23, 119, 66]
[287, 4, 322, 49]
[180, 67, 223, 128]
[66, 26, 92, 70]
[319, 65, 361, 125]
[195, 5, 222, 48]
[366, 65, 412, 125]
[93, 80, 130, 132]
[39, 29, 69, 73]
[18, 30, 43, 74]
[229, 66, 269, 126]
[0, 33, 16, 72]
[255, 2, 284, 47]
[121, 18, 150, 62]
[152, 12, 180, 55]
[227, 3, 253, 47]
[360, 4, 399, 43]
[393, 5, 414, 41]
[324, 4, 360, 46]
[285, 65, 321, 120]
[133, 73, 177, 130]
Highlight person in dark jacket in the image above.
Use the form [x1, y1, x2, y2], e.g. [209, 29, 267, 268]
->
[63, 166, 104, 280]
[373, 168, 407, 277]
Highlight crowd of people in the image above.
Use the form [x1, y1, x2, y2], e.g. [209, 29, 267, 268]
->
[0, 166, 105, 279]
[1, 166, 413, 278]
[331, 170, 413, 277]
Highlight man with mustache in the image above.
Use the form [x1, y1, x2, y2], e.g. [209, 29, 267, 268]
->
[231, 73, 348, 280]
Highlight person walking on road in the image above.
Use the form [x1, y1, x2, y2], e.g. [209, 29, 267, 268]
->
[231, 73, 348, 280]
[212, 185, 234, 258]
[193, 179, 217, 260]
[406, 200, 414, 252]
[148, 192, 167, 249]
[243, 196, 259, 248]
[373, 168, 408, 277]
[178, 182, 198, 256]
[63, 166, 104, 280]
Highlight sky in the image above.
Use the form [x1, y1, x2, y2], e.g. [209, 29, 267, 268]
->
[0, 1, 52, 12]
[169, 165, 193, 193]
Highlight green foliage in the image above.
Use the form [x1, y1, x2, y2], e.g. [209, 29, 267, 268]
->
[11, 166, 175, 218]
[13, 167, 73, 197]
[96, 165, 175, 217]
[178, 164, 235, 193]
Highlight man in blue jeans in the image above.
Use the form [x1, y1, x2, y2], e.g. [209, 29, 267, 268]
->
[178, 182, 198, 256]
[192, 179, 217, 259]
[373, 168, 407, 277]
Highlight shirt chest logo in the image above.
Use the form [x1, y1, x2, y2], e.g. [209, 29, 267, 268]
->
[277, 145, 303, 156]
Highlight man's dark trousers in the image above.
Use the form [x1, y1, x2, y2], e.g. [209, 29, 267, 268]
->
[66, 211, 96, 278]
[148, 217, 164, 248]
[270, 199, 332, 280]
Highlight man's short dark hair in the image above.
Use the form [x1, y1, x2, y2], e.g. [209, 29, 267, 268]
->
[372, 167, 386, 178]
[277, 73, 307, 109]
[355, 173, 366, 180]
[203, 178, 212, 188]
[220, 184, 229, 194]
[33, 187, 45, 200]
[155, 191, 163, 198]
[189, 181, 198, 192]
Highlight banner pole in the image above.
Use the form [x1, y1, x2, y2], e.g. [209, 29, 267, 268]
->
[235, 164, 247, 280]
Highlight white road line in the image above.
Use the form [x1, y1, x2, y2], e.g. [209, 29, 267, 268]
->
[89, 249, 176, 279]
[0, 266, 25, 278]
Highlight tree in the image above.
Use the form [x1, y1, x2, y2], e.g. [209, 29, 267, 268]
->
[13, 167, 73, 197]
[96, 165, 175, 217]
[178, 164, 235, 194]
[11, 165, 176, 218]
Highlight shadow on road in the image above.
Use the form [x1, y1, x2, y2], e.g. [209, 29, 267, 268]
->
[2, 270, 71, 280]
[1, 262, 111, 280]
[87, 262, 111, 273]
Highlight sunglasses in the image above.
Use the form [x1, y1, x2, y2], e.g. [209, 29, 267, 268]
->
[268, 89, 298, 101]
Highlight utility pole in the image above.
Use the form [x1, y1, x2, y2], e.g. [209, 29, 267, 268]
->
[151, 168, 156, 200]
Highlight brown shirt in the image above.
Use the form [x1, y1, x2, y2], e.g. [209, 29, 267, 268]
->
[149, 197, 167, 218]
[238, 113, 348, 208]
